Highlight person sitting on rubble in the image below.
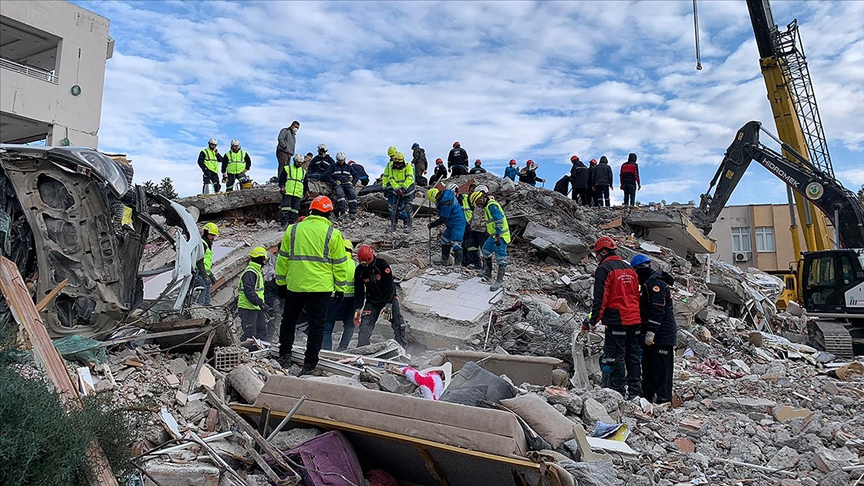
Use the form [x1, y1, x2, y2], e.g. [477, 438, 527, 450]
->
[382, 152, 416, 233]
[411, 143, 428, 186]
[518, 160, 545, 187]
[469, 159, 487, 174]
[461, 183, 486, 269]
[427, 185, 467, 266]
[323, 239, 357, 351]
[279, 153, 307, 226]
[553, 174, 571, 196]
[328, 152, 360, 219]
[307, 144, 335, 182]
[471, 188, 510, 291]
[503, 159, 519, 181]
[222, 139, 252, 192]
[353, 245, 408, 347]
[303, 152, 314, 171]
[348, 159, 370, 186]
[238, 247, 272, 343]
[429, 158, 448, 186]
[583, 236, 642, 399]
[448, 141, 470, 176]
[631, 254, 677, 404]
[194, 222, 219, 306]
[198, 138, 223, 194]
[387, 145, 399, 164]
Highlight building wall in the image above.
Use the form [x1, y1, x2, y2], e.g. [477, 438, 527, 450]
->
[0, 1, 111, 148]
[711, 203, 810, 272]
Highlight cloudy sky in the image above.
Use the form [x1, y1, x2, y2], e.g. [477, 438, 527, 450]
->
[77, 0, 864, 204]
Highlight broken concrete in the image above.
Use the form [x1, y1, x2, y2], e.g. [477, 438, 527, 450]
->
[625, 209, 717, 255]
[522, 222, 590, 264]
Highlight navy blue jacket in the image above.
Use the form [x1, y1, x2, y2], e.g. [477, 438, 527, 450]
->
[639, 270, 677, 346]
[328, 162, 359, 185]
[309, 154, 335, 175]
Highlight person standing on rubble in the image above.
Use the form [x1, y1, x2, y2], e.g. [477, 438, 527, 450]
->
[275, 195, 349, 375]
[411, 143, 428, 186]
[569, 155, 590, 205]
[353, 245, 408, 347]
[198, 138, 223, 194]
[237, 247, 272, 341]
[448, 141, 469, 176]
[279, 153, 307, 226]
[323, 240, 357, 351]
[429, 158, 448, 186]
[620, 153, 641, 206]
[519, 160, 545, 187]
[583, 236, 642, 399]
[382, 152, 416, 233]
[587, 158, 598, 206]
[348, 160, 370, 187]
[194, 222, 219, 305]
[503, 159, 519, 181]
[222, 139, 252, 192]
[469, 159, 487, 174]
[460, 183, 486, 268]
[276, 121, 300, 178]
[593, 156, 613, 206]
[328, 152, 360, 219]
[427, 186, 467, 266]
[471, 189, 509, 291]
[308, 144, 335, 182]
[631, 254, 677, 404]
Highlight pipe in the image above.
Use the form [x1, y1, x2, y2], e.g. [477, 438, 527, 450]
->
[266, 395, 307, 441]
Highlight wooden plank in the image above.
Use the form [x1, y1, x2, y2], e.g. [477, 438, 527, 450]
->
[414, 445, 451, 486]
[35, 278, 68, 312]
[0, 256, 119, 486]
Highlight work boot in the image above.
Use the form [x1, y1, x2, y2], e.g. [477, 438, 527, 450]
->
[451, 248, 463, 267]
[490, 266, 506, 291]
[436, 245, 451, 265]
[404, 213, 413, 233]
[480, 257, 493, 280]
[389, 214, 397, 233]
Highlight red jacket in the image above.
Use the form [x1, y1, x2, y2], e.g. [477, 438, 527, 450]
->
[619, 161, 640, 186]
[590, 254, 641, 327]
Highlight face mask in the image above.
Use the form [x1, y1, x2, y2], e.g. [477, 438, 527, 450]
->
[290, 127, 298, 134]
[636, 266, 654, 283]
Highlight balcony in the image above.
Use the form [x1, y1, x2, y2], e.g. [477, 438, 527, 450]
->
[0, 57, 57, 83]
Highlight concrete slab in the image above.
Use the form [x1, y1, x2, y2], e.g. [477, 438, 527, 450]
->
[401, 269, 502, 324]
[625, 211, 716, 255]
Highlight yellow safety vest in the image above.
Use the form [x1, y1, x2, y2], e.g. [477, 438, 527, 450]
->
[284, 164, 306, 198]
[237, 262, 264, 310]
[336, 259, 357, 297]
[383, 162, 414, 190]
[484, 199, 511, 244]
[225, 149, 247, 174]
[459, 194, 473, 222]
[274, 215, 349, 293]
[203, 240, 213, 273]
[202, 148, 219, 173]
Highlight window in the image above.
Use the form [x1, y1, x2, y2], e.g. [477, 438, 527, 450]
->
[755, 227, 775, 253]
[732, 227, 751, 253]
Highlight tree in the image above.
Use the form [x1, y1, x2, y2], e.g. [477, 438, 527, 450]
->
[158, 177, 178, 199]
[142, 180, 157, 193]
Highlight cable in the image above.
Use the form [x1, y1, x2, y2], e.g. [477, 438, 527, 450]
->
[693, 0, 703, 70]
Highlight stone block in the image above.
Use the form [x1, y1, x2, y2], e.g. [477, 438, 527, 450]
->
[143, 461, 220, 486]
[582, 397, 613, 427]
[712, 397, 776, 413]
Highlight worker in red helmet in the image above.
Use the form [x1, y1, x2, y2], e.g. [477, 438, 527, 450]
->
[583, 236, 642, 398]
[447, 141, 469, 176]
[429, 157, 448, 186]
[353, 245, 408, 347]
[469, 159, 487, 175]
[569, 155, 590, 205]
[518, 160, 545, 187]
[503, 159, 519, 181]
[587, 158, 599, 206]
[274, 195, 349, 375]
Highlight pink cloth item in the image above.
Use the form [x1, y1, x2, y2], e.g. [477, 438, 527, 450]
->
[401, 366, 444, 400]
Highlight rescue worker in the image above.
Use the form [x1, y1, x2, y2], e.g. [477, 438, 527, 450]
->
[308, 144, 335, 181]
[471, 189, 509, 291]
[427, 186, 467, 266]
[587, 158, 599, 206]
[583, 236, 642, 398]
[620, 153, 641, 206]
[447, 141, 469, 176]
[278, 153, 306, 226]
[382, 152, 415, 233]
[469, 159, 487, 174]
[553, 174, 571, 196]
[519, 160, 545, 186]
[328, 152, 360, 219]
[276, 121, 300, 177]
[411, 143, 428, 185]
[198, 138, 222, 193]
[387, 146, 399, 164]
[631, 254, 677, 404]
[503, 159, 519, 181]
[593, 156, 613, 207]
[194, 222, 219, 305]
[458, 183, 484, 268]
[353, 245, 408, 347]
[222, 139, 252, 192]
[237, 247, 271, 341]
[323, 240, 357, 351]
[569, 155, 590, 205]
[274, 196, 349, 375]
[349, 160, 370, 186]
[429, 158, 448, 186]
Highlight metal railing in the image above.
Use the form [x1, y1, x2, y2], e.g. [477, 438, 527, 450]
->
[0, 57, 58, 84]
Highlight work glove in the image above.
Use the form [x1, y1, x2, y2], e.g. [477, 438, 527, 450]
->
[333, 291, 344, 303]
[277, 285, 288, 300]
[495, 235, 501, 246]
[353, 310, 362, 326]
[279, 187, 286, 195]
[396, 188, 404, 197]
[644, 331, 656, 346]
[260, 302, 272, 314]
[581, 317, 591, 333]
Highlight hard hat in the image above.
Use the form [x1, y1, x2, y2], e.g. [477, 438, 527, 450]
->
[453, 141, 460, 148]
[203, 222, 219, 236]
[250, 246, 269, 259]
[343, 239, 354, 252]
[208, 138, 218, 146]
[411, 143, 420, 150]
[231, 139, 240, 147]
[394, 152, 405, 163]
[630, 254, 651, 267]
[435, 158, 443, 165]
[474, 184, 489, 194]
[387, 146, 398, 157]
[427, 188, 440, 202]
[336, 152, 346, 161]
[445, 183, 458, 193]
[469, 191, 485, 206]
[293, 153, 304, 163]
[509, 159, 517, 166]
[527, 159, 535, 167]
[318, 143, 328, 152]
[357, 245, 375, 264]
[310, 195, 334, 213]
[593, 236, 618, 252]
[474, 159, 482, 166]
[348, 159, 355, 165]
[570, 155, 579, 162]
[589, 158, 598, 165]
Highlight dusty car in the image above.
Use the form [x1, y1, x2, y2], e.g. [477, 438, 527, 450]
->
[0, 145, 202, 338]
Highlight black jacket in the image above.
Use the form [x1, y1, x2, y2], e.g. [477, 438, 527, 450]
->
[553, 175, 570, 195]
[570, 160, 589, 189]
[593, 157, 613, 186]
[412, 148, 428, 175]
[197, 150, 223, 173]
[430, 164, 448, 185]
[469, 166, 487, 174]
[638, 270, 677, 346]
[352, 163, 369, 181]
[354, 258, 396, 308]
[240, 269, 265, 308]
[447, 148, 469, 169]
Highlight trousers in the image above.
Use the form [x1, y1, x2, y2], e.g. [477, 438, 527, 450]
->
[642, 345, 674, 404]
[280, 194, 302, 225]
[202, 170, 221, 193]
[594, 185, 610, 207]
[622, 183, 637, 206]
[279, 291, 331, 371]
[357, 297, 406, 347]
[334, 183, 358, 215]
[323, 296, 356, 351]
[238, 308, 267, 341]
[600, 324, 642, 398]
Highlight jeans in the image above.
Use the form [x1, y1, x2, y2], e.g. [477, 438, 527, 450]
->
[193, 273, 211, 306]
[642, 345, 674, 404]
[357, 297, 406, 347]
[481, 236, 508, 266]
[238, 308, 267, 341]
[594, 185, 610, 207]
[622, 183, 637, 206]
[600, 323, 642, 398]
[386, 191, 414, 222]
[279, 290, 331, 371]
[322, 297, 356, 351]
